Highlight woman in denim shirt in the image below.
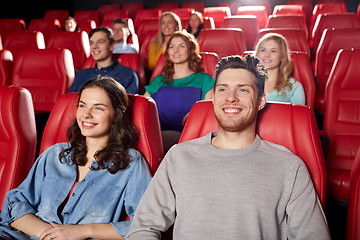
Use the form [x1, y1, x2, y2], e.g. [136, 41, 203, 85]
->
[0, 77, 152, 240]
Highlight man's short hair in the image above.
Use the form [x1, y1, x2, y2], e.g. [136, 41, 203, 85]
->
[89, 27, 115, 45]
[113, 18, 129, 29]
[215, 55, 267, 99]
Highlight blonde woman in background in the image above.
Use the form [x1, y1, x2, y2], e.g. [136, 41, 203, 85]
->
[148, 11, 182, 70]
[254, 33, 305, 105]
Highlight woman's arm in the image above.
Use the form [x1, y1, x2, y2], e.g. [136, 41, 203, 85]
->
[11, 214, 52, 238]
[39, 222, 124, 240]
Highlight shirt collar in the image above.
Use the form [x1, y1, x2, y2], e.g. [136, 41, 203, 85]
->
[94, 60, 117, 72]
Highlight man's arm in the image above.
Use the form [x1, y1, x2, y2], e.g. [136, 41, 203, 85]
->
[126, 156, 176, 239]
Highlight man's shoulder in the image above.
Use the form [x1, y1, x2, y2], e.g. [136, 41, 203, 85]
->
[168, 134, 210, 153]
[259, 138, 303, 163]
[113, 61, 136, 74]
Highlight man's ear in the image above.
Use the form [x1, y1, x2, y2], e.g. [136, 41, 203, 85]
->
[257, 94, 266, 111]
[110, 42, 115, 51]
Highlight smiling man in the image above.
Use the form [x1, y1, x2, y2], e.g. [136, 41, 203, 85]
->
[68, 27, 139, 94]
[126, 55, 331, 240]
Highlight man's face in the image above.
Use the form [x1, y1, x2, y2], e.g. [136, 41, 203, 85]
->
[213, 68, 265, 133]
[89, 31, 114, 62]
[113, 23, 129, 43]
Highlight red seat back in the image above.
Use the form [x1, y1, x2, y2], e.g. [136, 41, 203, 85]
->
[310, 3, 347, 35]
[82, 53, 145, 95]
[47, 31, 90, 70]
[98, 4, 120, 23]
[123, 3, 145, 20]
[197, 28, 246, 59]
[101, 9, 129, 24]
[76, 19, 97, 35]
[179, 101, 327, 208]
[3, 31, 45, 60]
[44, 10, 70, 30]
[203, 6, 231, 28]
[157, 2, 179, 12]
[139, 30, 158, 68]
[74, 10, 100, 27]
[203, 17, 215, 29]
[0, 85, 37, 211]
[40, 93, 163, 175]
[347, 147, 360, 240]
[136, 18, 160, 43]
[219, 1, 243, 15]
[134, 9, 162, 34]
[311, 13, 359, 52]
[241, 0, 272, 15]
[272, 4, 306, 24]
[182, 1, 205, 13]
[314, 28, 360, 111]
[287, 0, 313, 26]
[11, 49, 75, 113]
[150, 52, 219, 82]
[324, 49, 360, 201]
[236, 6, 268, 29]
[290, 52, 315, 109]
[0, 19, 26, 39]
[266, 15, 309, 39]
[28, 19, 61, 44]
[222, 16, 259, 50]
[0, 50, 13, 85]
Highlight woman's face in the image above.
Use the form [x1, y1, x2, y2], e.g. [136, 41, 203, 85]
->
[189, 15, 201, 30]
[168, 37, 189, 64]
[161, 15, 178, 37]
[256, 39, 282, 71]
[76, 87, 115, 144]
[65, 19, 76, 32]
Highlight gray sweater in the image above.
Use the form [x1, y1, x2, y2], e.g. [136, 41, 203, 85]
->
[127, 133, 331, 240]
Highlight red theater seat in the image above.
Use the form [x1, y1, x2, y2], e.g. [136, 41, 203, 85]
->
[182, 1, 205, 13]
[101, 9, 129, 24]
[290, 52, 315, 109]
[257, 28, 310, 57]
[47, 31, 90, 70]
[27, 19, 61, 44]
[219, 1, 243, 15]
[3, 31, 45, 60]
[76, 19, 97, 35]
[82, 53, 145, 95]
[314, 28, 360, 111]
[136, 18, 159, 43]
[286, 0, 313, 26]
[11, 49, 75, 113]
[241, 0, 272, 15]
[311, 13, 359, 53]
[0, 50, 13, 85]
[123, 3, 144, 20]
[157, 2, 179, 12]
[98, 4, 120, 23]
[347, 147, 360, 240]
[222, 16, 259, 50]
[197, 28, 246, 59]
[236, 6, 268, 30]
[203, 17, 215, 29]
[0, 19, 26, 39]
[44, 10, 69, 30]
[323, 49, 360, 201]
[150, 52, 219, 82]
[74, 10, 100, 27]
[40, 93, 163, 175]
[310, 3, 347, 35]
[139, 30, 158, 68]
[179, 101, 327, 208]
[203, 6, 231, 28]
[266, 15, 309, 39]
[0, 85, 37, 211]
[134, 9, 162, 34]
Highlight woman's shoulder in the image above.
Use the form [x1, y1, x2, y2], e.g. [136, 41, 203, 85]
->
[192, 72, 213, 79]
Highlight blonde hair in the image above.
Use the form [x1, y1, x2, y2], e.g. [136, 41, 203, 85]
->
[150, 11, 182, 53]
[255, 33, 293, 95]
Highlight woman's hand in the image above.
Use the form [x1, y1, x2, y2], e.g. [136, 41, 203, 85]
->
[39, 222, 88, 240]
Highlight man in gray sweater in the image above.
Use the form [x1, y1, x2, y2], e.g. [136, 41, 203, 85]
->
[126, 55, 331, 240]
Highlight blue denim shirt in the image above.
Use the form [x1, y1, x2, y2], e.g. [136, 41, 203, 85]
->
[68, 61, 139, 94]
[0, 143, 151, 239]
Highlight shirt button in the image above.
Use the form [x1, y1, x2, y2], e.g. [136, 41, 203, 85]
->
[82, 179, 86, 182]
[64, 212, 69, 215]
[72, 193, 75, 196]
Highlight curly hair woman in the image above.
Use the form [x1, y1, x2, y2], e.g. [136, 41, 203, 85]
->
[0, 76, 151, 240]
[144, 31, 214, 151]
[254, 33, 305, 105]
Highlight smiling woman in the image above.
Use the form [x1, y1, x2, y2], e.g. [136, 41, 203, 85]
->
[0, 76, 152, 240]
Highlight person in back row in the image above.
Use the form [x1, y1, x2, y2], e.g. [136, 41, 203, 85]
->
[0, 76, 151, 240]
[254, 32, 305, 105]
[112, 18, 138, 54]
[144, 31, 214, 152]
[64, 16, 77, 32]
[148, 11, 182, 71]
[126, 55, 331, 240]
[68, 27, 139, 94]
